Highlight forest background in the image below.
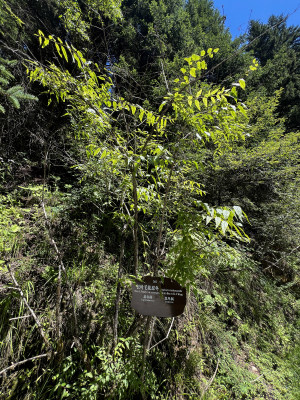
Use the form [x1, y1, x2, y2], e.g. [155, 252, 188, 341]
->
[0, 0, 299, 399]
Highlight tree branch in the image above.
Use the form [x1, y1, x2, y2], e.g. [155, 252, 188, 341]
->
[0, 353, 54, 376]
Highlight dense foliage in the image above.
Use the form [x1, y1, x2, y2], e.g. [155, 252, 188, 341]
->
[246, 15, 300, 130]
[0, 1, 299, 399]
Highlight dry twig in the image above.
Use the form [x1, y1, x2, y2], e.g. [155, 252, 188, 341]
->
[148, 317, 174, 351]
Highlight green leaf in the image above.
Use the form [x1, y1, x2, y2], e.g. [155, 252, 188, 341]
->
[159, 101, 166, 112]
[195, 99, 200, 110]
[55, 43, 62, 58]
[231, 86, 238, 99]
[131, 105, 136, 115]
[139, 109, 144, 122]
[221, 220, 228, 234]
[190, 68, 196, 78]
[73, 53, 81, 68]
[222, 210, 230, 220]
[239, 79, 246, 90]
[238, 104, 247, 117]
[206, 216, 213, 225]
[201, 61, 207, 69]
[215, 216, 221, 228]
[41, 38, 49, 48]
[61, 46, 68, 62]
[191, 54, 200, 61]
[233, 206, 243, 220]
[11, 224, 21, 233]
[203, 97, 208, 107]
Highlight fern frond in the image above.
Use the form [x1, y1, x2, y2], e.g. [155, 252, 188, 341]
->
[6, 85, 24, 95]
[17, 93, 38, 101]
[0, 77, 10, 86]
[0, 65, 14, 80]
[0, 57, 38, 109]
[0, 57, 18, 67]
[8, 95, 20, 109]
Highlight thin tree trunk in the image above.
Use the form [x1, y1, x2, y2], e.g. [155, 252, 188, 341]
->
[113, 223, 127, 350]
[132, 166, 139, 276]
[154, 163, 174, 275]
[147, 317, 156, 350]
[160, 59, 169, 92]
[141, 315, 152, 398]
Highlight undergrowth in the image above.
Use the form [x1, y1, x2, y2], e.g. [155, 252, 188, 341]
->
[0, 186, 299, 399]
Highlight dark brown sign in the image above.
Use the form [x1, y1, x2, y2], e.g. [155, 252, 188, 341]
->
[131, 276, 186, 317]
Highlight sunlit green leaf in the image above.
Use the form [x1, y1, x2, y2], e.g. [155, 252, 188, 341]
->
[239, 79, 246, 90]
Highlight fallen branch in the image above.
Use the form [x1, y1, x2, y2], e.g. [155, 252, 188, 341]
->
[9, 315, 31, 321]
[0, 353, 54, 376]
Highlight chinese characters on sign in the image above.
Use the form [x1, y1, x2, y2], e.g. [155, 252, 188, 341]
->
[131, 276, 186, 317]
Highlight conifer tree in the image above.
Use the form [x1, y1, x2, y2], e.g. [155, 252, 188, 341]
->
[246, 16, 300, 129]
[0, 57, 37, 113]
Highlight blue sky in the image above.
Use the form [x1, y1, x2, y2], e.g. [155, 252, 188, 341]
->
[213, 0, 300, 38]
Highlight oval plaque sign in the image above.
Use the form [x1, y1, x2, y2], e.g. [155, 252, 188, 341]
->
[131, 276, 186, 317]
